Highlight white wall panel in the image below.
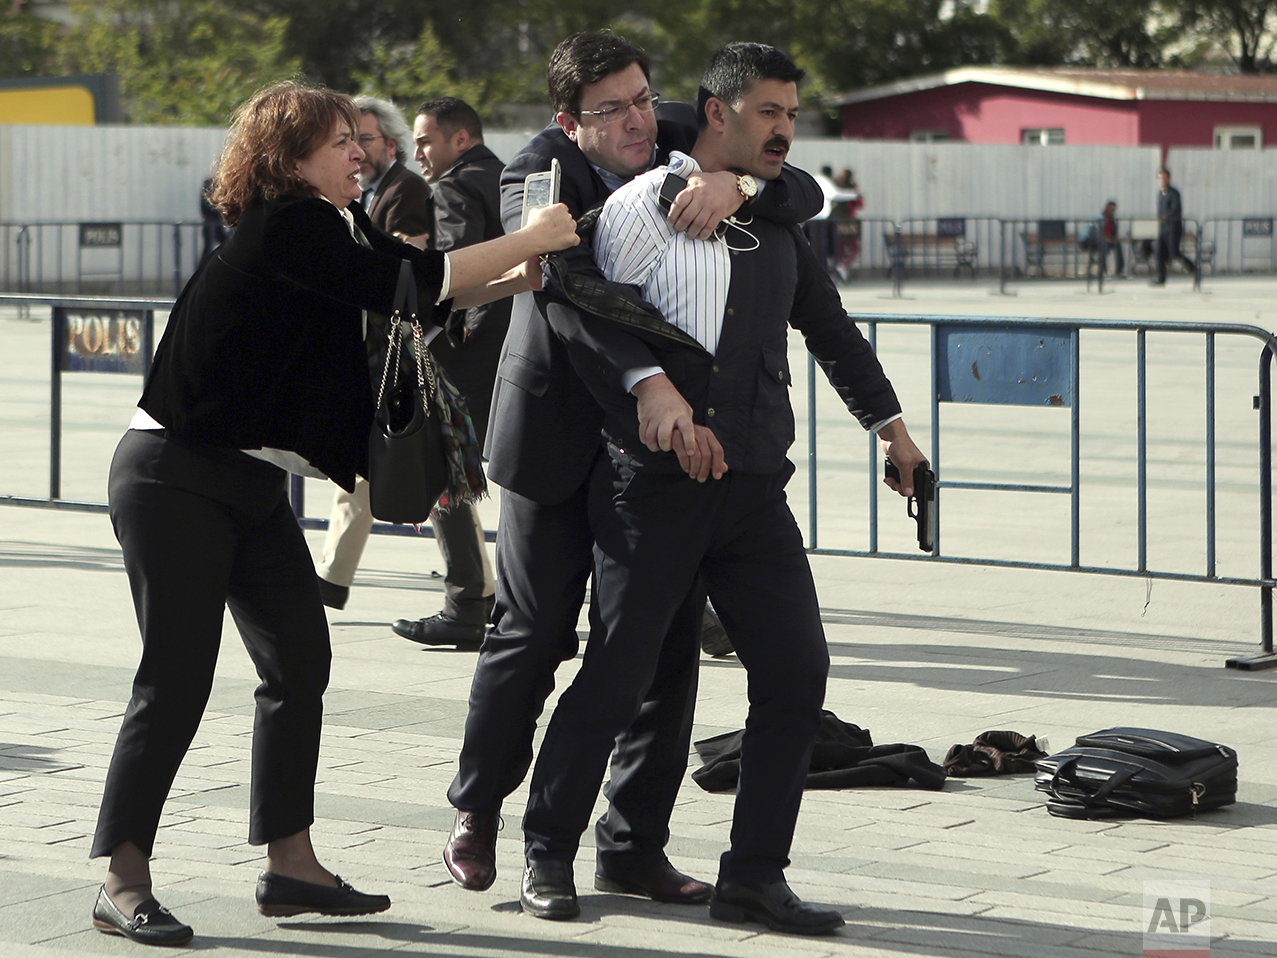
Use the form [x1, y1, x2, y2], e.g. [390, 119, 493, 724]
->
[0, 125, 228, 223]
[785, 140, 1165, 220]
[4, 126, 1277, 288]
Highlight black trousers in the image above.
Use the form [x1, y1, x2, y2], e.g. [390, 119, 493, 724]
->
[92, 429, 330, 858]
[431, 501, 492, 623]
[523, 457, 829, 885]
[1157, 227, 1194, 282]
[448, 481, 702, 867]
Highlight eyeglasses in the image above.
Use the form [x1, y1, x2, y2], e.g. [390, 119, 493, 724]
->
[578, 93, 660, 125]
[357, 133, 385, 146]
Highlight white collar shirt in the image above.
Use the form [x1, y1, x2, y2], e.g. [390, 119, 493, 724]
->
[593, 151, 730, 356]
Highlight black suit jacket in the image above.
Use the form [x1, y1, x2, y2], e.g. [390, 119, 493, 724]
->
[1157, 185, 1183, 237]
[580, 214, 902, 476]
[427, 143, 509, 442]
[140, 194, 447, 492]
[367, 159, 434, 240]
[487, 107, 823, 504]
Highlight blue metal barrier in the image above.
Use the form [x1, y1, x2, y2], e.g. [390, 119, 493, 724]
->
[806, 313, 1277, 670]
[6, 294, 1276, 666]
[0, 293, 450, 542]
[1197, 217, 1271, 275]
[2, 221, 204, 298]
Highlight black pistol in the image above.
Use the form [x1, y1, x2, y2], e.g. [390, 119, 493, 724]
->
[885, 458, 937, 553]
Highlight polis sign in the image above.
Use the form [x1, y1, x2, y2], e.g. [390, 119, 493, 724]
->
[56, 308, 149, 375]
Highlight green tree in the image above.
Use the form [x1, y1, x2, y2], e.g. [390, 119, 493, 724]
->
[59, 0, 300, 123]
[0, 2, 61, 75]
[992, 0, 1177, 67]
[1173, 0, 1277, 72]
[636, 0, 1011, 123]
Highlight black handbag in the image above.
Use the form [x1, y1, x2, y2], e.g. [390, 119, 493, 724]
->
[367, 260, 448, 523]
[1034, 728, 1237, 819]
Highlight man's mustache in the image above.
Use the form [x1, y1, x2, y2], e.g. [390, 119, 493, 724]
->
[764, 136, 790, 152]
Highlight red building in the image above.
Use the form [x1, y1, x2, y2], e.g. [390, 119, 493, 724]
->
[829, 67, 1277, 155]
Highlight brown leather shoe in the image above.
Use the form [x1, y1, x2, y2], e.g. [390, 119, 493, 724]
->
[594, 857, 713, 904]
[442, 809, 500, 891]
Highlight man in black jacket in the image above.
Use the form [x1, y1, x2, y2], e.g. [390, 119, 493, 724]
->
[391, 97, 509, 648]
[439, 31, 823, 913]
[519, 42, 926, 935]
[1154, 167, 1194, 285]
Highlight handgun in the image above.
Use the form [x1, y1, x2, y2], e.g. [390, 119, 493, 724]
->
[884, 458, 937, 552]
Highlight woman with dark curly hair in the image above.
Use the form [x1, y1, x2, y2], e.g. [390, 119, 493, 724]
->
[89, 79, 577, 946]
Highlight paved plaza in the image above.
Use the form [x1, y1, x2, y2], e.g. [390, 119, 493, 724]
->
[2, 273, 1276, 957]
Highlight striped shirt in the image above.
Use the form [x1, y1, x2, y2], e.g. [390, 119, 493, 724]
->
[594, 152, 730, 356]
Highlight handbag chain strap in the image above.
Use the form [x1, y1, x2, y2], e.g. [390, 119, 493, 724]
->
[374, 309, 403, 415]
[374, 259, 436, 414]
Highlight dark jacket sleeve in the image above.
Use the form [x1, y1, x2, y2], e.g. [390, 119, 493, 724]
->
[1158, 187, 1183, 230]
[501, 134, 660, 391]
[262, 199, 449, 326]
[433, 171, 488, 252]
[755, 164, 823, 223]
[787, 224, 902, 430]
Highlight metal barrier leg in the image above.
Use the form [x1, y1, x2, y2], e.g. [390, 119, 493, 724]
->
[50, 309, 62, 500]
[891, 224, 903, 298]
[290, 474, 306, 519]
[172, 223, 183, 298]
[807, 351, 818, 550]
[1227, 345, 1277, 669]
[867, 322, 878, 553]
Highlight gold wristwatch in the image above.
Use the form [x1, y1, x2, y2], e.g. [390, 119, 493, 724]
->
[735, 173, 758, 204]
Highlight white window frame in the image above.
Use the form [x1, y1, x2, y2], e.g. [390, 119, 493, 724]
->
[1214, 125, 1262, 150]
[910, 129, 950, 143]
[1021, 128, 1065, 146]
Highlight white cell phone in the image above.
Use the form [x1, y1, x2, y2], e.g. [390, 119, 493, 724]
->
[520, 157, 561, 228]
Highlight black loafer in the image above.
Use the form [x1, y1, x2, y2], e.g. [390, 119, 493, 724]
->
[709, 879, 844, 935]
[520, 859, 579, 920]
[255, 872, 390, 917]
[392, 614, 485, 650]
[92, 886, 194, 946]
[595, 857, 713, 903]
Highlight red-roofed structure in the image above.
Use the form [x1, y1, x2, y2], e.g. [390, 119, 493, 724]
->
[828, 68, 1277, 156]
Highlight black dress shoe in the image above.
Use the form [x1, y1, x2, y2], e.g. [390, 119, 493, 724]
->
[520, 860, 579, 920]
[392, 613, 485, 649]
[92, 886, 194, 946]
[255, 872, 390, 917]
[700, 606, 734, 657]
[318, 577, 349, 610]
[595, 857, 713, 903]
[709, 879, 844, 935]
[443, 808, 500, 891]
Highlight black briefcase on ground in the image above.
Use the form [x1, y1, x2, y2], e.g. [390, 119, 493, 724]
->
[1034, 728, 1237, 819]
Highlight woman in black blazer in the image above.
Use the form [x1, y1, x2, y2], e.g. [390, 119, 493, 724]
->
[89, 80, 576, 946]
